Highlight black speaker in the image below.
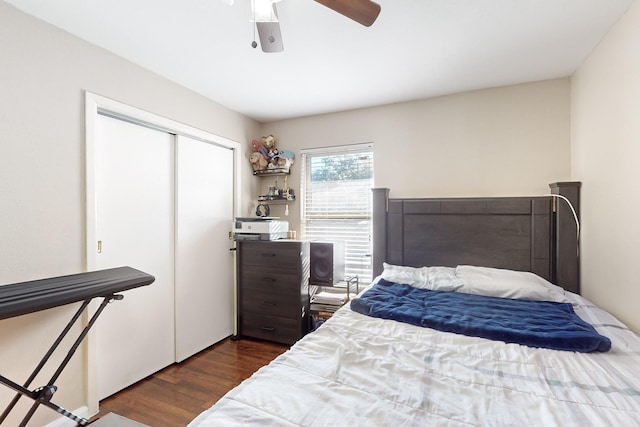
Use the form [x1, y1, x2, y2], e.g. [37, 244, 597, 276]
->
[310, 241, 345, 286]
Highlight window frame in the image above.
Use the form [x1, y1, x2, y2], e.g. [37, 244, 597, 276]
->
[300, 143, 374, 283]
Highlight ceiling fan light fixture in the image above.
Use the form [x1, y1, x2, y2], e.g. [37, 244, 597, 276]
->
[256, 22, 284, 52]
[251, 0, 283, 53]
[252, 0, 280, 23]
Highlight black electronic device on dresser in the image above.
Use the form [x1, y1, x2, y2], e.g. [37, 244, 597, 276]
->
[236, 240, 310, 345]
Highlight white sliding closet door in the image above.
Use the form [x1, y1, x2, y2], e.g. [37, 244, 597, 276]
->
[94, 114, 175, 399]
[175, 136, 234, 361]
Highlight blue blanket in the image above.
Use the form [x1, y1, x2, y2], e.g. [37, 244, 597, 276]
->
[351, 279, 611, 352]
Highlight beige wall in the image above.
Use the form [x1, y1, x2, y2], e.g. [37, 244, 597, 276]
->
[571, 0, 640, 333]
[0, 2, 259, 424]
[260, 78, 572, 234]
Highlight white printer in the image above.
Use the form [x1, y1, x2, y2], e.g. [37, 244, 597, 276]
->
[233, 217, 289, 241]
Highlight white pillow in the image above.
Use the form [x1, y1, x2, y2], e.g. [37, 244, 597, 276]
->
[381, 263, 463, 291]
[454, 265, 569, 302]
[381, 263, 426, 287]
[424, 266, 464, 292]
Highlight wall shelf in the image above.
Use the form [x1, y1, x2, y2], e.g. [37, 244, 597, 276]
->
[258, 195, 295, 202]
[253, 168, 291, 176]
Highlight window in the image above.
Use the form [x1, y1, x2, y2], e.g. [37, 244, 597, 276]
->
[301, 143, 374, 283]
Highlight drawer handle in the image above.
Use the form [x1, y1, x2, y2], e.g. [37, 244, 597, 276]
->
[261, 253, 277, 257]
[261, 327, 276, 332]
[262, 301, 276, 306]
[262, 277, 276, 282]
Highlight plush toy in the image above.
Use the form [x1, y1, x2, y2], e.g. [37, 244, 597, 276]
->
[267, 147, 279, 166]
[251, 139, 268, 159]
[278, 150, 295, 161]
[250, 151, 268, 171]
[250, 135, 293, 172]
[272, 150, 294, 171]
[274, 156, 294, 170]
[261, 134, 276, 149]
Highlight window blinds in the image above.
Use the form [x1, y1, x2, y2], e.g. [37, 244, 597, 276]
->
[301, 144, 374, 283]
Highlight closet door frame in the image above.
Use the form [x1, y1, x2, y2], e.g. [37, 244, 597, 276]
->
[84, 91, 241, 414]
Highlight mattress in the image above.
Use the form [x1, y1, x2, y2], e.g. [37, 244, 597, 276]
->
[189, 286, 640, 426]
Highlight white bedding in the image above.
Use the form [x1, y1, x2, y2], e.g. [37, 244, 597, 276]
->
[189, 290, 640, 426]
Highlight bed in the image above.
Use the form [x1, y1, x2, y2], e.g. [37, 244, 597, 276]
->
[189, 183, 640, 426]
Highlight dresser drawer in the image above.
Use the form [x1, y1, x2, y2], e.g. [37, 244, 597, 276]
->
[241, 312, 304, 344]
[240, 242, 302, 270]
[241, 267, 300, 294]
[236, 240, 309, 344]
[241, 288, 302, 318]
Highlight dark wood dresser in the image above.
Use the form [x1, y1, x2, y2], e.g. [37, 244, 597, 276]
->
[236, 240, 310, 344]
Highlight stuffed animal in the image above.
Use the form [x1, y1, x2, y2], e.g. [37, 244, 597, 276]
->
[261, 134, 276, 149]
[278, 150, 295, 161]
[267, 148, 279, 166]
[250, 151, 268, 171]
[251, 139, 268, 159]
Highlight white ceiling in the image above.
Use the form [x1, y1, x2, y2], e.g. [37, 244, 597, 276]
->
[4, 0, 634, 123]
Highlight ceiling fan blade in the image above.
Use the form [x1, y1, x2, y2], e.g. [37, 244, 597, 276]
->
[257, 21, 284, 52]
[314, 0, 381, 27]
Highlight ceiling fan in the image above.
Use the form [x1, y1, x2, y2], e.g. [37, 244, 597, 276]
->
[224, 0, 382, 53]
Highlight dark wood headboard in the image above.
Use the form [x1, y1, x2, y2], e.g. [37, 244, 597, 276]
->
[372, 182, 581, 293]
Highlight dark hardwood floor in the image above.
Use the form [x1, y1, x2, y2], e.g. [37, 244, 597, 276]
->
[89, 337, 289, 426]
